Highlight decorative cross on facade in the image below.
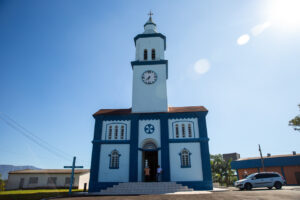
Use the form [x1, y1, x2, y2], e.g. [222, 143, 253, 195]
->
[64, 156, 83, 195]
[148, 11, 153, 18]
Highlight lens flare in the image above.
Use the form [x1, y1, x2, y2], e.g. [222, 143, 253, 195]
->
[237, 34, 250, 45]
[267, 0, 300, 31]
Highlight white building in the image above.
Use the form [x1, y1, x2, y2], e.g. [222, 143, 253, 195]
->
[89, 15, 213, 192]
[6, 169, 89, 190]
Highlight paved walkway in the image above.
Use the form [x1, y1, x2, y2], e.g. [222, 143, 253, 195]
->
[52, 186, 300, 200]
[55, 189, 300, 200]
[78, 187, 228, 196]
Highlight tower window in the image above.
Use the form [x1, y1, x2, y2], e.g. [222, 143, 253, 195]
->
[109, 150, 120, 169]
[188, 123, 192, 137]
[144, 49, 148, 60]
[182, 124, 186, 138]
[180, 148, 191, 168]
[151, 49, 155, 60]
[120, 125, 125, 140]
[114, 125, 118, 140]
[175, 124, 179, 138]
[108, 125, 112, 140]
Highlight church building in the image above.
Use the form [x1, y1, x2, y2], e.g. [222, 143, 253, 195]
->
[89, 15, 213, 192]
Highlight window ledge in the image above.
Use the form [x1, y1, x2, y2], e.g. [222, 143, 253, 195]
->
[181, 165, 191, 168]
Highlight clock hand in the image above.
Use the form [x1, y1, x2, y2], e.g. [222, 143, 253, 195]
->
[146, 75, 151, 80]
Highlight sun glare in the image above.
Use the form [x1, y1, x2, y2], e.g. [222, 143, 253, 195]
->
[267, 0, 300, 31]
[237, 34, 250, 45]
[194, 59, 210, 74]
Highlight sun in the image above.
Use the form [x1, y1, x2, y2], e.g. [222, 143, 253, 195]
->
[266, 0, 300, 31]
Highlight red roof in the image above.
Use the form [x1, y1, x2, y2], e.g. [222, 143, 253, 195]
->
[93, 106, 207, 116]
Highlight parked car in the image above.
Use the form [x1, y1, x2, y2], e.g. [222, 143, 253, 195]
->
[234, 172, 286, 190]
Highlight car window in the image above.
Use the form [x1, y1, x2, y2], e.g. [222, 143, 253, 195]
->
[264, 174, 272, 178]
[246, 174, 256, 179]
[270, 173, 280, 177]
[255, 174, 264, 179]
[261, 173, 280, 178]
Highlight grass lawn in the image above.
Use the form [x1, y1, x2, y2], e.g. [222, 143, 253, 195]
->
[0, 189, 83, 200]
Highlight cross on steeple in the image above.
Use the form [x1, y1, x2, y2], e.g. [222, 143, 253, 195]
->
[148, 11, 153, 19]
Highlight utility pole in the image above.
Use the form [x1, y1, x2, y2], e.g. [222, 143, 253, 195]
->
[64, 156, 83, 195]
[258, 144, 265, 172]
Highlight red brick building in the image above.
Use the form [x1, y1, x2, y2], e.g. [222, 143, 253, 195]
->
[231, 153, 300, 185]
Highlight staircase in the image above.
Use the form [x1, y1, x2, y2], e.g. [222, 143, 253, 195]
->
[98, 182, 194, 195]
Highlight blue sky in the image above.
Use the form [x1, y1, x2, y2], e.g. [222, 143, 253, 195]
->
[0, 0, 299, 169]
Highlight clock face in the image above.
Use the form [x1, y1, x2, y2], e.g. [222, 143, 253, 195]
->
[142, 70, 157, 84]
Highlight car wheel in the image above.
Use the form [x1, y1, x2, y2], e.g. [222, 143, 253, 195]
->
[239, 188, 244, 191]
[268, 187, 272, 190]
[244, 183, 252, 190]
[274, 182, 282, 189]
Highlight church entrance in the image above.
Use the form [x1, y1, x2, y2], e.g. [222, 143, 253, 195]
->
[142, 142, 158, 182]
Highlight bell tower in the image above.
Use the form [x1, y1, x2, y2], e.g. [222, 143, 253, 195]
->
[131, 13, 168, 113]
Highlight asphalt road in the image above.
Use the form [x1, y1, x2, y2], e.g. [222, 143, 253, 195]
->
[56, 187, 300, 200]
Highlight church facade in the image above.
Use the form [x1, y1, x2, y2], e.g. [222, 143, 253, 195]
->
[89, 16, 213, 192]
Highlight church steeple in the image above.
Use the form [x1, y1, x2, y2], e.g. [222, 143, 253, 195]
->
[144, 11, 157, 33]
[133, 12, 166, 62]
[131, 13, 168, 113]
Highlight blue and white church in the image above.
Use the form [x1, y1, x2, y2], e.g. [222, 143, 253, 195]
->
[89, 15, 213, 192]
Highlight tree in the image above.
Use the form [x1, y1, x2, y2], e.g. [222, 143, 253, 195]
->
[289, 104, 300, 132]
[210, 154, 237, 186]
[0, 174, 5, 191]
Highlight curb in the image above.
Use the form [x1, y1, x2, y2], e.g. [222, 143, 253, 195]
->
[210, 188, 230, 192]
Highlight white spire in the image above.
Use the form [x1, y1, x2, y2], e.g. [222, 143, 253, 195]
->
[144, 11, 157, 33]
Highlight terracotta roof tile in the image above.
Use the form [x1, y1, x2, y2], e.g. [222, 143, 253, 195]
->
[168, 106, 207, 113]
[237, 154, 300, 161]
[9, 169, 90, 174]
[94, 108, 132, 116]
[93, 106, 207, 116]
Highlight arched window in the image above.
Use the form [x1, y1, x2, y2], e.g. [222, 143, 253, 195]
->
[108, 125, 112, 140]
[188, 123, 192, 137]
[114, 125, 118, 140]
[182, 124, 186, 138]
[175, 124, 179, 138]
[109, 150, 120, 169]
[144, 49, 148, 60]
[120, 125, 125, 140]
[151, 49, 155, 60]
[180, 148, 191, 168]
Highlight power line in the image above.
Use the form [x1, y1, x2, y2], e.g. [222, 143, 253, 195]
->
[1, 113, 74, 158]
[0, 114, 72, 162]
[0, 115, 70, 161]
[0, 113, 88, 165]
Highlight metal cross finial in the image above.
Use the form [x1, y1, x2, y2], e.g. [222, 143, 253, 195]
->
[148, 11, 153, 18]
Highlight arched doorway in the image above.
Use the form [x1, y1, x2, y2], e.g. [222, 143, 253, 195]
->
[142, 141, 158, 182]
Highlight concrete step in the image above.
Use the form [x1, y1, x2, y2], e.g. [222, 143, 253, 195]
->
[103, 188, 191, 191]
[99, 182, 193, 195]
[112, 185, 188, 188]
[116, 183, 179, 186]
